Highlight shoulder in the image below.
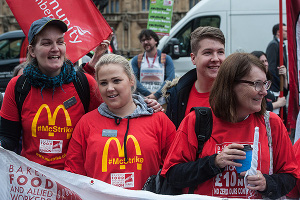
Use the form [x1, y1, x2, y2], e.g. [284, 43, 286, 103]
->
[266, 39, 279, 49]
[265, 112, 286, 132]
[177, 111, 196, 131]
[268, 111, 283, 123]
[82, 72, 97, 86]
[131, 55, 139, 63]
[162, 77, 180, 98]
[78, 109, 100, 122]
[7, 76, 20, 93]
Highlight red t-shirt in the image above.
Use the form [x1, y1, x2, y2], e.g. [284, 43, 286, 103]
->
[185, 83, 210, 116]
[287, 139, 300, 198]
[162, 112, 299, 198]
[0, 74, 102, 169]
[65, 109, 176, 190]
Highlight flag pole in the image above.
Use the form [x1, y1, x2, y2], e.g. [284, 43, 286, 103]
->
[279, 0, 284, 120]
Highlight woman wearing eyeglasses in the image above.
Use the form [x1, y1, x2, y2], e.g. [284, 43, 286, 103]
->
[161, 53, 298, 199]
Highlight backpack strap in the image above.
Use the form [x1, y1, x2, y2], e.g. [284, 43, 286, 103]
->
[264, 111, 273, 175]
[15, 74, 31, 118]
[190, 107, 213, 158]
[14, 72, 90, 118]
[137, 53, 144, 68]
[188, 107, 213, 194]
[159, 53, 167, 66]
[73, 71, 90, 114]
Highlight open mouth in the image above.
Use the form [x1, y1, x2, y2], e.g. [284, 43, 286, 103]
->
[108, 94, 119, 98]
[48, 56, 60, 59]
[208, 66, 219, 69]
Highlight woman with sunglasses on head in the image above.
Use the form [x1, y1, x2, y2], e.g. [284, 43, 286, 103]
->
[161, 53, 298, 199]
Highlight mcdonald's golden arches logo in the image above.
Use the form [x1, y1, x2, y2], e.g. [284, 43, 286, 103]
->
[102, 135, 143, 172]
[32, 104, 73, 139]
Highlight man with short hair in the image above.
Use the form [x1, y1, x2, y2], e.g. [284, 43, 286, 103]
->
[131, 29, 175, 105]
[164, 26, 225, 128]
[265, 23, 288, 126]
[266, 23, 288, 93]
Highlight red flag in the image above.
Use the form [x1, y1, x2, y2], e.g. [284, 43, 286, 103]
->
[5, 0, 112, 63]
[287, 0, 300, 129]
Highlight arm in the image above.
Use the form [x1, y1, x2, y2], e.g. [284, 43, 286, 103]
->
[166, 154, 223, 188]
[162, 113, 245, 188]
[131, 57, 152, 96]
[153, 55, 175, 99]
[272, 96, 286, 110]
[64, 120, 87, 175]
[260, 173, 296, 199]
[278, 65, 288, 90]
[0, 117, 22, 151]
[84, 38, 112, 77]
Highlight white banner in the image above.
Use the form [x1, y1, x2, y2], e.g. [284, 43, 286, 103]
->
[0, 147, 222, 200]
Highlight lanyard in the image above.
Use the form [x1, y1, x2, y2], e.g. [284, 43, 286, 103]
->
[146, 52, 157, 68]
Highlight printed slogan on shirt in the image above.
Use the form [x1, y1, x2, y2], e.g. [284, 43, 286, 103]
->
[213, 142, 260, 198]
[102, 135, 143, 172]
[32, 104, 73, 139]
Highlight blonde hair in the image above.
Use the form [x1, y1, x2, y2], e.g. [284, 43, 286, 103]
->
[95, 54, 136, 92]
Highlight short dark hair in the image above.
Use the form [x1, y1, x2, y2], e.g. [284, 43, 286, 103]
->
[272, 23, 286, 36]
[209, 53, 267, 123]
[190, 26, 225, 54]
[138, 29, 159, 47]
[251, 51, 267, 59]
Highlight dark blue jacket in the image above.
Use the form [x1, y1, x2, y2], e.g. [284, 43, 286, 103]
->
[165, 68, 197, 128]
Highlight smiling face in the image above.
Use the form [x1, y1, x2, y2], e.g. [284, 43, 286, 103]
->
[234, 65, 268, 121]
[191, 38, 225, 83]
[259, 54, 269, 71]
[97, 63, 135, 115]
[28, 25, 66, 77]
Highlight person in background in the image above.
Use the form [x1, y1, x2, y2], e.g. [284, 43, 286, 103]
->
[65, 54, 176, 190]
[251, 51, 286, 112]
[0, 17, 109, 169]
[161, 53, 298, 199]
[131, 29, 175, 105]
[163, 26, 225, 128]
[266, 23, 288, 93]
[265, 23, 288, 126]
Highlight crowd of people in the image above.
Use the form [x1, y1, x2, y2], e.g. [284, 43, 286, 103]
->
[0, 17, 299, 199]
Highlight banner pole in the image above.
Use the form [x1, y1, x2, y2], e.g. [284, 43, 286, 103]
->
[279, 0, 284, 121]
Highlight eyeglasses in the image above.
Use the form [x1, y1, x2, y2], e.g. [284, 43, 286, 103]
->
[140, 37, 153, 43]
[235, 80, 272, 91]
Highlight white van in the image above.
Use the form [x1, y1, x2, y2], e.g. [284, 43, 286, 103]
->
[158, 0, 287, 77]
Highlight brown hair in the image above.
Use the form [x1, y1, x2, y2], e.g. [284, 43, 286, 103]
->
[190, 26, 225, 54]
[209, 53, 267, 123]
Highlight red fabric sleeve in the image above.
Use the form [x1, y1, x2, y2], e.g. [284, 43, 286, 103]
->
[287, 139, 300, 198]
[0, 76, 20, 121]
[64, 115, 88, 175]
[269, 112, 299, 178]
[161, 111, 197, 177]
[83, 62, 95, 77]
[85, 73, 103, 111]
